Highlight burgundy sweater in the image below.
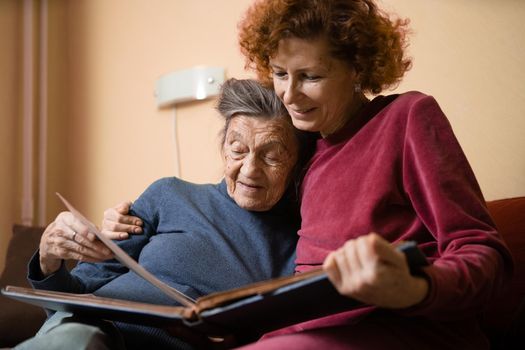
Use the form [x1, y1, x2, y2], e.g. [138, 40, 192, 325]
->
[284, 91, 513, 347]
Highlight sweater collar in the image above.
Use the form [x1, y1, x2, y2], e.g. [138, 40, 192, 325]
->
[317, 94, 399, 150]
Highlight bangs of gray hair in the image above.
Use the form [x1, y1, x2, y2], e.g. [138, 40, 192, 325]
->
[216, 78, 290, 146]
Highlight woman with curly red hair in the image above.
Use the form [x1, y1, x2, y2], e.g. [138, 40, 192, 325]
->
[236, 0, 513, 349]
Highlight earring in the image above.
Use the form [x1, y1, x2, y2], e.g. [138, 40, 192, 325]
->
[354, 83, 362, 93]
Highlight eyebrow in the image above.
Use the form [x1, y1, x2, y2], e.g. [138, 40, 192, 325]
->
[226, 131, 253, 144]
[270, 62, 328, 74]
[227, 131, 292, 153]
[261, 140, 290, 153]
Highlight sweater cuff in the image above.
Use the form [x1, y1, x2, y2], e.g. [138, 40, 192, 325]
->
[395, 266, 437, 317]
[27, 250, 71, 291]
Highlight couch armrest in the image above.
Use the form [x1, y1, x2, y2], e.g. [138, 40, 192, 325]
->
[482, 197, 525, 349]
[0, 225, 47, 347]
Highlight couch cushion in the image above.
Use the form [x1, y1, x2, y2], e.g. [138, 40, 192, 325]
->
[482, 197, 525, 346]
[0, 225, 46, 347]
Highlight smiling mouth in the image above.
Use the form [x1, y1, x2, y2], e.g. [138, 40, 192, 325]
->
[237, 181, 263, 192]
[289, 107, 316, 118]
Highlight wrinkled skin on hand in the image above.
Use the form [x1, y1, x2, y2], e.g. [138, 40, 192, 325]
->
[39, 211, 114, 276]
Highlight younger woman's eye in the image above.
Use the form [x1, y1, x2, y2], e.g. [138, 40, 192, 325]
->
[272, 71, 287, 79]
[303, 73, 321, 81]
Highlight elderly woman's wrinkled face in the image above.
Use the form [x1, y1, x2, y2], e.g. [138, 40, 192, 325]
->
[270, 36, 359, 137]
[223, 115, 298, 211]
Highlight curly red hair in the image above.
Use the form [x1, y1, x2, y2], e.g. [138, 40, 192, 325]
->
[238, 0, 412, 94]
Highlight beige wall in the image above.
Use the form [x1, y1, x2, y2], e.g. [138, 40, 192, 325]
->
[381, 0, 525, 201]
[1, 0, 524, 272]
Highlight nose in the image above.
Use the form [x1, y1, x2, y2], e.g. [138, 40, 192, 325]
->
[240, 153, 261, 178]
[282, 78, 300, 105]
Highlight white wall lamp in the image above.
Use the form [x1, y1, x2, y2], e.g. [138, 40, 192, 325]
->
[154, 66, 225, 178]
[155, 66, 225, 107]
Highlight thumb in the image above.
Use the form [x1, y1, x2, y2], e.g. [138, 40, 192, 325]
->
[323, 251, 342, 287]
[116, 201, 133, 214]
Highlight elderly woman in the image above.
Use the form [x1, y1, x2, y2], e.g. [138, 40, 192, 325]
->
[15, 79, 315, 350]
[232, 0, 514, 349]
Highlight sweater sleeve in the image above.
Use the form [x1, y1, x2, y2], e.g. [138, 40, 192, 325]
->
[27, 250, 83, 292]
[27, 233, 151, 295]
[400, 94, 514, 319]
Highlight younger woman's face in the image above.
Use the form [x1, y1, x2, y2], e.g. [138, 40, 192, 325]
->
[270, 36, 359, 137]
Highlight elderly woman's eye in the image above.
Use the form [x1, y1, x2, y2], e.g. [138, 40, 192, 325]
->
[264, 152, 284, 164]
[265, 157, 279, 164]
[228, 141, 247, 156]
[230, 147, 247, 158]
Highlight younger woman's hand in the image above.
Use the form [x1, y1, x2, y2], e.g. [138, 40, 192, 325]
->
[323, 233, 429, 309]
[101, 201, 143, 240]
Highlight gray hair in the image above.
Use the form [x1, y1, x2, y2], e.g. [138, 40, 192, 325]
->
[216, 78, 290, 146]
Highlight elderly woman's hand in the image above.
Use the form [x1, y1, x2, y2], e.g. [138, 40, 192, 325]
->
[39, 212, 113, 276]
[323, 233, 429, 309]
[101, 201, 143, 240]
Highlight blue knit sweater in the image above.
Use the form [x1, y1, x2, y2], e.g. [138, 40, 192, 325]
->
[28, 177, 299, 349]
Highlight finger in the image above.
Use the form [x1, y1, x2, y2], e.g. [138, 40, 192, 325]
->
[102, 205, 143, 236]
[102, 219, 142, 235]
[355, 234, 380, 270]
[54, 220, 78, 241]
[105, 205, 143, 226]
[53, 222, 112, 258]
[339, 239, 361, 278]
[101, 228, 129, 240]
[379, 241, 406, 268]
[72, 224, 100, 242]
[361, 233, 405, 269]
[74, 256, 113, 264]
[323, 252, 342, 287]
[59, 239, 113, 261]
[54, 211, 76, 231]
[73, 234, 112, 258]
[40, 224, 81, 260]
[40, 221, 63, 256]
[122, 215, 143, 228]
[324, 239, 361, 296]
[115, 201, 133, 214]
[103, 207, 121, 222]
[56, 213, 97, 242]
